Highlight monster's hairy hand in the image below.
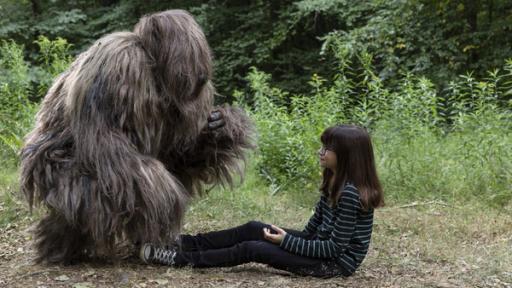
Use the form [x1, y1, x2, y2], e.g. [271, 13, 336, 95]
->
[207, 109, 225, 130]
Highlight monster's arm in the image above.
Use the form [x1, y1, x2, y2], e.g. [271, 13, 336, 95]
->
[174, 105, 256, 193]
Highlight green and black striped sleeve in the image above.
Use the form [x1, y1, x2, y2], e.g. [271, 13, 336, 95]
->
[302, 197, 323, 235]
[280, 187, 360, 259]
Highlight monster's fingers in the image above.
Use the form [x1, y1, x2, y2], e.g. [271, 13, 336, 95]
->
[208, 119, 225, 130]
[208, 110, 223, 122]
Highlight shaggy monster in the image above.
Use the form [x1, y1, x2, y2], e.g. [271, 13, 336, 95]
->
[20, 10, 254, 264]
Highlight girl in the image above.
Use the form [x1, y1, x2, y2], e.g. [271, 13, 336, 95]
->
[140, 124, 384, 277]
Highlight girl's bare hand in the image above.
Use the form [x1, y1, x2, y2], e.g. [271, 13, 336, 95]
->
[263, 224, 287, 245]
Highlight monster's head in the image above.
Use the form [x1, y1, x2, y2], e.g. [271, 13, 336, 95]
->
[134, 10, 214, 148]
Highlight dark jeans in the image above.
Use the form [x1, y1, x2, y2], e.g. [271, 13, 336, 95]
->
[173, 221, 349, 277]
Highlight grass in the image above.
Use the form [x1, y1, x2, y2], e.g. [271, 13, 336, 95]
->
[369, 204, 512, 286]
[1, 165, 511, 287]
[0, 168, 31, 227]
[184, 169, 512, 286]
[184, 167, 316, 233]
[373, 123, 512, 207]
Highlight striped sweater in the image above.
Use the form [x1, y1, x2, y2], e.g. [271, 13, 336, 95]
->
[280, 183, 374, 275]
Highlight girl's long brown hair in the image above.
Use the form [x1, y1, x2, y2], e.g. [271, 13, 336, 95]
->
[319, 125, 384, 210]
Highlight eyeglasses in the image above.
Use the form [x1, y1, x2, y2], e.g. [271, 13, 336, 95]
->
[318, 146, 334, 155]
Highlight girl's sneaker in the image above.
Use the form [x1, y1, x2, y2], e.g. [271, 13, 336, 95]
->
[139, 243, 177, 266]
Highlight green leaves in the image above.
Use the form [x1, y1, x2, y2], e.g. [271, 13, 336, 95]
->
[33, 36, 73, 97]
[0, 37, 70, 167]
[243, 56, 512, 207]
[2, 0, 511, 100]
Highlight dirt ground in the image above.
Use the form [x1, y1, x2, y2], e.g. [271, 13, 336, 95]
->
[0, 222, 383, 288]
[1, 205, 511, 288]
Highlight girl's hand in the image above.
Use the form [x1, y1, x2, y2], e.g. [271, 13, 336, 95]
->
[263, 225, 287, 245]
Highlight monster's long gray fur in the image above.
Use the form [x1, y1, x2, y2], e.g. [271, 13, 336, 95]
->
[20, 10, 255, 264]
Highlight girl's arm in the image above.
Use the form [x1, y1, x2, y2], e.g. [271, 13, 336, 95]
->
[303, 197, 324, 235]
[280, 187, 360, 259]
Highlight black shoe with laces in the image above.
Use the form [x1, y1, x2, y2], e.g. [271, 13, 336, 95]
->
[139, 243, 177, 266]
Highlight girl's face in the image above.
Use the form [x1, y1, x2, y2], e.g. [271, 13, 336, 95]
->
[319, 146, 337, 171]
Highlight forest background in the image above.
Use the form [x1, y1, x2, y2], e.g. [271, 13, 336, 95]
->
[0, 1, 511, 287]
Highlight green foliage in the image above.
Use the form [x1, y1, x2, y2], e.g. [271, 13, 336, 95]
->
[33, 36, 73, 97]
[374, 109, 512, 207]
[186, 158, 312, 227]
[0, 1, 510, 208]
[1, 1, 511, 98]
[237, 68, 345, 197]
[0, 0, 139, 52]
[242, 55, 512, 207]
[191, 0, 320, 96]
[319, 0, 512, 85]
[0, 40, 33, 166]
[0, 169, 26, 227]
[0, 37, 72, 167]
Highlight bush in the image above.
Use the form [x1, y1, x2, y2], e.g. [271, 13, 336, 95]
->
[0, 36, 72, 167]
[241, 55, 512, 207]
[0, 40, 33, 166]
[236, 68, 346, 198]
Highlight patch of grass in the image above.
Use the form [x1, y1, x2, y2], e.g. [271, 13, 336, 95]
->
[183, 164, 512, 286]
[184, 160, 317, 233]
[243, 64, 512, 208]
[1, 165, 511, 287]
[183, 165, 512, 285]
[363, 202, 512, 286]
[373, 115, 512, 207]
[0, 168, 29, 228]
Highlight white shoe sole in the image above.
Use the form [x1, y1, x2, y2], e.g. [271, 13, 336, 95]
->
[139, 243, 153, 264]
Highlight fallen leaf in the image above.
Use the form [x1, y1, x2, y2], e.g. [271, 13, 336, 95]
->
[55, 275, 70, 281]
[154, 279, 168, 285]
[82, 270, 96, 277]
[72, 282, 93, 288]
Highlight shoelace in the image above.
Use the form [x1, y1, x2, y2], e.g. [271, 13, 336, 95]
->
[153, 247, 177, 265]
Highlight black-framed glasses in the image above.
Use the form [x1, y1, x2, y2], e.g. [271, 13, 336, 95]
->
[319, 146, 333, 155]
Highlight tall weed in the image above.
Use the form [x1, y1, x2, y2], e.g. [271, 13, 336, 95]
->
[241, 56, 512, 207]
[0, 36, 71, 167]
[0, 40, 33, 166]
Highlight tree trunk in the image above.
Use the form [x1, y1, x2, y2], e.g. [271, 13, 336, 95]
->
[465, 0, 479, 32]
[31, 0, 42, 15]
[487, 0, 493, 24]
[464, 0, 480, 64]
[100, 0, 119, 6]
